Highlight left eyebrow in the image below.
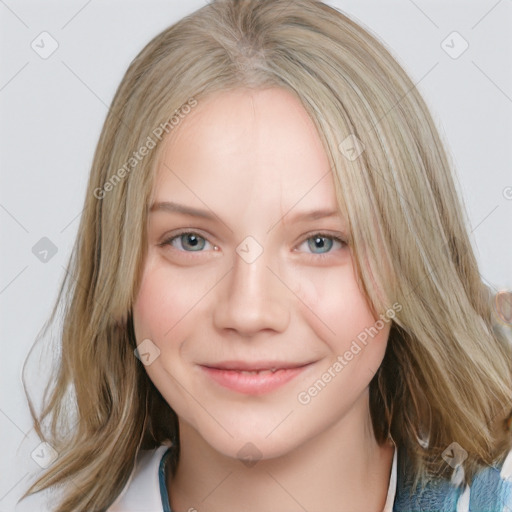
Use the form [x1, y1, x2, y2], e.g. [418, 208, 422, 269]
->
[285, 208, 342, 223]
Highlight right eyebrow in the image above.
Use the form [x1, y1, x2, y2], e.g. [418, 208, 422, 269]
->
[149, 201, 217, 221]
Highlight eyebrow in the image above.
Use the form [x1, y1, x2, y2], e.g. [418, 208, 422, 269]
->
[149, 201, 343, 223]
[150, 201, 217, 220]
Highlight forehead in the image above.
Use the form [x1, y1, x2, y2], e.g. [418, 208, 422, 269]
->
[152, 87, 342, 222]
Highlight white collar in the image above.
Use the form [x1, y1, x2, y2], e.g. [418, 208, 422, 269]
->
[383, 442, 398, 512]
[107, 445, 169, 512]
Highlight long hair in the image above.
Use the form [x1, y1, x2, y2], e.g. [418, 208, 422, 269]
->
[20, 0, 512, 509]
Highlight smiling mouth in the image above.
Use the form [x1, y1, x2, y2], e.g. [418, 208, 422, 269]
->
[199, 361, 314, 395]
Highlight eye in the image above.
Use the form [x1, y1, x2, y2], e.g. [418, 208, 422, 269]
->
[296, 233, 347, 257]
[159, 231, 215, 252]
[158, 230, 347, 258]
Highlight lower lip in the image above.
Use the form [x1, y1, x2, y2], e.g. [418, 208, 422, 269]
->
[200, 365, 309, 395]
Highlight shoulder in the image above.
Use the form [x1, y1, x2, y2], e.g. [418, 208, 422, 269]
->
[466, 448, 512, 510]
[394, 448, 512, 511]
[107, 445, 170, 512]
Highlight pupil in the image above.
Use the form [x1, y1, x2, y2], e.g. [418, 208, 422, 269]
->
[309, 236, 332, 253]
[182, 233, 204, 251]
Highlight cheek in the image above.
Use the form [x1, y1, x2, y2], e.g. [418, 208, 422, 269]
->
[132, 262, 209, 418]
[132, 260, 208, 345]
[293, 264, 381, 349]
[132, 269, 173, 344]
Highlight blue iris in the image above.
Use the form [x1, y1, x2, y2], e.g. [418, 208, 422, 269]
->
[179, 233, 205, 251]
[307, 235, 333, 254]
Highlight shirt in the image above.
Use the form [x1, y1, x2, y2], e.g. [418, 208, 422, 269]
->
[107, 444, 512, 512]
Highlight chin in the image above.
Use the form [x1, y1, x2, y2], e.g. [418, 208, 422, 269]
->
[225, 438, 297, 464]
[193, 421, 303, 463]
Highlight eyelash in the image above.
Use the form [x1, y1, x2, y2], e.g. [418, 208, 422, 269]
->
[158, 230, 347, 260]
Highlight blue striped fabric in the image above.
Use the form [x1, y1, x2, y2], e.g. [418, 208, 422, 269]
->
[158, 447, 173, 512]
[393, 448, 512, 511]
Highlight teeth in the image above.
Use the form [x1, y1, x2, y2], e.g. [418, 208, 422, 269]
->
[238, 368, 279, 375]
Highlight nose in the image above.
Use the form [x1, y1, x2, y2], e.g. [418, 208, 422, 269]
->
[213, 243, 290, 337]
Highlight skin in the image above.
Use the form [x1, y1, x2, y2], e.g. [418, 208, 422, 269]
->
[133, 87, 395, 512]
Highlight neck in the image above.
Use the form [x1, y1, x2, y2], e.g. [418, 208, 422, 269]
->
[167, 391, 394, 512]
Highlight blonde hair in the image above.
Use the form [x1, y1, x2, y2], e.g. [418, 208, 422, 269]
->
[21, 0, 512, 509]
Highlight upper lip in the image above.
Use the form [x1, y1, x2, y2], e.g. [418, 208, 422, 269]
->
[200, 360, 313, 371]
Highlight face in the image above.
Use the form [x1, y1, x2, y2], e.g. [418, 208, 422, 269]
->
[133, 87, 391, 461]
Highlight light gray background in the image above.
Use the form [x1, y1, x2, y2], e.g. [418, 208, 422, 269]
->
[1, 0, 511, 509]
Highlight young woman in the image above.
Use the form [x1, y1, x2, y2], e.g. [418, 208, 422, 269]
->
[20, 0, 512, 510]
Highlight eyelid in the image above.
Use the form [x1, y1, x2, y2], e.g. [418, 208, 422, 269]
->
[294, 231, 348, 259]
[296, 230, 348, 246]
[158, 228, 218, 250]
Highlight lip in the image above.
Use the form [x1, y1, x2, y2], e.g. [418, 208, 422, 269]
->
[199, 360, 313, 395]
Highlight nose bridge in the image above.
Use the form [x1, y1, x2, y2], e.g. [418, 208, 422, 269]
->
[213, 236, 289, 334]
